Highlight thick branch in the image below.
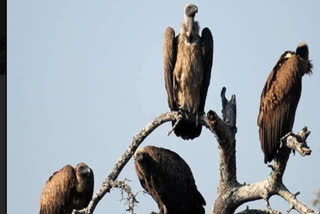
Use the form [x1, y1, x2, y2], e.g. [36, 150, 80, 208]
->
[278, 184, 314, 214]
[206, 88, 238, 213]
[73, 112, 180, 214]
[201, 88, 238, 189]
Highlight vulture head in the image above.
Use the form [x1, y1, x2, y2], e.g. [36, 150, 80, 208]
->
[184, 3, 198, 18]
[296, 42, 312, 75]
[75, 162, 94, 193]
[296, 42, 309, 60]
[134, 148, 154, 178]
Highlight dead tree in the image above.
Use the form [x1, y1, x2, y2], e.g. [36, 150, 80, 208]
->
[73, 87, 317, 214]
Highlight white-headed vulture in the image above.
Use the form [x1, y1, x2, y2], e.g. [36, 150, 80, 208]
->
[163, 3, 213, 140]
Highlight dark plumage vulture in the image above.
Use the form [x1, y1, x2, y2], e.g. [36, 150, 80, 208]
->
[163, 3, 213, 140]
[134, 146, 206, 214]
[39, 162, 94, 214]
[257, 43, 312, 163]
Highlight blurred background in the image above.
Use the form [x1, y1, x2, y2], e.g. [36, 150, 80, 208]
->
[8, 0, 320, 213]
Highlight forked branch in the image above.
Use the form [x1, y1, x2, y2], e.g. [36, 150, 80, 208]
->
[72, 112, 180, 214]
[111, 179, 139, 214]
[209, 87, 315, 214]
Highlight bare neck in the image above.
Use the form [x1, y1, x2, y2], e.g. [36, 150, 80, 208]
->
[181, 16, 199, 43]
[184, 15, 194, 36]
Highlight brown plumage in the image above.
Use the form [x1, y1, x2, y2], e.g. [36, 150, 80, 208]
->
[134, 145, 206, 214]
[257, 43, 312, 163]
[163, 3, 213, 140]
[39, 162, 94, 214]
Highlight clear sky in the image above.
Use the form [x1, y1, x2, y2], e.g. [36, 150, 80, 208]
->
[8, 0, 320, 213]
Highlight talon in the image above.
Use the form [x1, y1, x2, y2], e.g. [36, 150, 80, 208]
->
[167, 115, 182, 136]
[267, 163, 275, 171]
[286, 204, 294, 213]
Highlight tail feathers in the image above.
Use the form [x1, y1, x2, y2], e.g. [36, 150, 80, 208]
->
[173, 120, 202, 140]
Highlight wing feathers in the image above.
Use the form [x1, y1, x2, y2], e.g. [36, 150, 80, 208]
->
[199, 28, 213, 112]
[163, 27, 177, 111]
[40, 165, 76, 214]
[258, 55, 302, 163]
[138, 146, 206, 213]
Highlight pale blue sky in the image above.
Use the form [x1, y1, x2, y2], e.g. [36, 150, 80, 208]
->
[8, 0, 320, 213]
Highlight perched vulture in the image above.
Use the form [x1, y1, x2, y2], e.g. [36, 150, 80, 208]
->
[134, 145, 206, 214]
[163, 3, 213, 140]
[257, 43, 312, 163]
[39, 162, 94, 214]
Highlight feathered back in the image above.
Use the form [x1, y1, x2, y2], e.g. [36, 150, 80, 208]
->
[134, 146, 206, 214]
[257, 44, 312, 163]
[40, 165, 77, 214]
[39, 163, 94, 214]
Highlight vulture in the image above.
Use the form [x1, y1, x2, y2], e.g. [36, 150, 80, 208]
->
[134, 145, 206, 214]
[39, 162, 94, 214]
[163, 3, 213, 140]
[257, 42, 312, 163]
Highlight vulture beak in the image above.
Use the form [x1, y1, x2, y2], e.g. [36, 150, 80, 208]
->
[194, 5, 198, 14]
[190, 5, 198, 18]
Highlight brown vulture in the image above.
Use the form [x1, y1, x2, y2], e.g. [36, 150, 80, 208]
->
[39, 162, 94, 214]
[163, 3, 213, 140]
[257, 42, 312, 163]
[134, 145, 206, 214]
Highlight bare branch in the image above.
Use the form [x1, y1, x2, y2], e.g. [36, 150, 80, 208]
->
[212, 127, 314, 214]
[221, 86, 237, 130]
[209, 88, 238, 188]
[73, 112, 180, 214]
[278, 184, 314, 214]
[111, 179, 139, 214]
[281, 128, 312, 156]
